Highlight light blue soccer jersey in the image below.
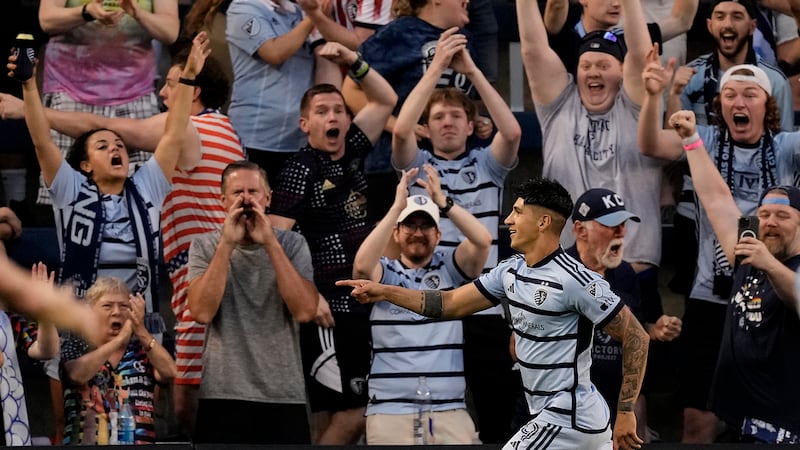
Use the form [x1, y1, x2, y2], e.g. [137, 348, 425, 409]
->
[367, 250, 468, 415]
[475, 249, 622, 432]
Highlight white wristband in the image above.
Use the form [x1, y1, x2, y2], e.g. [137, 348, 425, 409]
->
[681, 132, 700, 146]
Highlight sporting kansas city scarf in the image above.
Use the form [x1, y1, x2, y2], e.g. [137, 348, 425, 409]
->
[58, 178, 164, 334]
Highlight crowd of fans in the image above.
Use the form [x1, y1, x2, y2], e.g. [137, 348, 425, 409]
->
[0, 0, 799, 446]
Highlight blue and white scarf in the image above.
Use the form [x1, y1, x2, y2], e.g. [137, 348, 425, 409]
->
[58, 179, 164, 334]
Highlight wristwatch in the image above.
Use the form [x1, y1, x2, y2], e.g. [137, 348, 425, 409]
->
[82, 3, 95, 22]
[439, 197, 454, 215]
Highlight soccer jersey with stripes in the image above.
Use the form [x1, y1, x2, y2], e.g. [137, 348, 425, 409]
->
[367, 250, 468, 415]
[475, 249, 622, 433]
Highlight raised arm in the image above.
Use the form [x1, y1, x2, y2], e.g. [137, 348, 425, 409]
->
[669, 110, 739, 262]
[152, 32, 210, 181]
[26, 263, 60, 360]
[665, 65, 697, 125]
[418, 165, 491, 279]
[15, 65, 63, 186]
[119, 0, 179, 44]
[256, 16, 314, 65]
[298, 0, 362, 50]
[336, 278, 495, 318]
[516, 0, 570, 105]
[542, 0, 570, 35]
[393, 28, 466, 169]
[39, 0, 123, 34]
[657, 0, 698, 42]
[129, 294, 176, 382]
[0, 94, 201, 171]
[602, 305, 649, 450]
[452, 48, 521, 167]
[187, 196, 246, 324]
[621, 0, 654, 105]
[353, 169, 419, 281]
[638, 45, 684, 160]
[247, 197, 318, 323]
[316, 42, 397, 143]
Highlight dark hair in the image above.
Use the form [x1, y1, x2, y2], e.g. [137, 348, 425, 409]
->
[183, 0, 232, 37]
[512, 178, 574, 220]
[221, 160, 269, 192]
[712, 93, 781, 135]
[66, 128, 124, 176]
[422, 88, 477, 124]
[173, 51, 230, 110]
[299, 84, 350, 117]
[393, 0, 427, 17]
[709, 0, 758, 19]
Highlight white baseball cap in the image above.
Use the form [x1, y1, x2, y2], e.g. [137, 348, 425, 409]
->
[397, 195, 440, 225]
[720, 64, 771, 94]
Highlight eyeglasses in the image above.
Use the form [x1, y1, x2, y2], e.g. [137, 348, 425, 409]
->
[399, 223, 437, 234]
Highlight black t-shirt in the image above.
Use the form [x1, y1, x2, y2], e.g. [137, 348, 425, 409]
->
[711, 255, 800, 435]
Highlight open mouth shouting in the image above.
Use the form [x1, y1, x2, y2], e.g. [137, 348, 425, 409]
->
[732, 113, 750, 126]
[719, 31, 738, 46]
[111, 154, 124, 167]
[588, 81, 605, 93]
[326, 128, 340, 139]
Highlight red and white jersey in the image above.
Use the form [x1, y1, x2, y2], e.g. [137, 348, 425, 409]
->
[310, 0, 394, 44]
[162, 111, 245, 323]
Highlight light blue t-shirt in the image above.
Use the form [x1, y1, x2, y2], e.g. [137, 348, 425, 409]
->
[226, 0, 313, 153]
[49, 157, 170, 311]
[690, 125, 800, 304]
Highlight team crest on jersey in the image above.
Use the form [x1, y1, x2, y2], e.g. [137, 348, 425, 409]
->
[585, 281, 615, 311]
[533, 288, 548, 306]
[519, 423, 539, 440]
[461, 169, 477, 185]
[344, 190, 368, 219]
[345, 0, 359, 21]
[243, 17, 259, 36]
[422, 272, 441, 289]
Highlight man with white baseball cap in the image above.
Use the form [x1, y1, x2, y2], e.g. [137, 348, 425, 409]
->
[640, 56, 800, 443]
[351, 166, 491, 444]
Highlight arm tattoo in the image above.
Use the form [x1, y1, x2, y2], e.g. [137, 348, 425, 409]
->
[603, 308, 649, 412]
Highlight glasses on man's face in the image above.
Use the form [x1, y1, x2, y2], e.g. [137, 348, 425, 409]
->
[399, 222, 437, 234]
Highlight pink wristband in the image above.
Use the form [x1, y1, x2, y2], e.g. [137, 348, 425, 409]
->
[683, 139, 703, 151]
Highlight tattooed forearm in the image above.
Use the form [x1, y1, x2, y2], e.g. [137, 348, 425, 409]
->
[603, 306, 649, 412]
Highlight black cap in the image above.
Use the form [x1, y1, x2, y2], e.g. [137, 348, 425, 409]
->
[577, 30, 625, 63]
[572, 188, 641, 226]
[758, 185, 800, 212]
[709, 0, 759, 19]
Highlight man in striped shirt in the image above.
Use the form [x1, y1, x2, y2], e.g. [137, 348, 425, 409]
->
[352, 167, 491, 444]
[339, 178, 650, 450]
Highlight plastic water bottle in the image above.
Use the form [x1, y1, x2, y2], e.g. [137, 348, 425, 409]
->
[118, 397, 135, 445]
[109, 410, 119, 445]
[413, 376, 432, 445]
